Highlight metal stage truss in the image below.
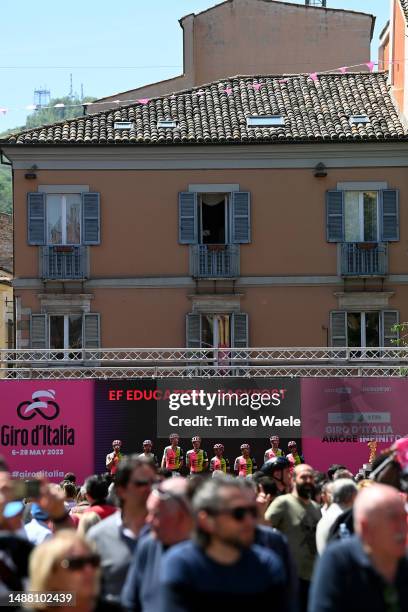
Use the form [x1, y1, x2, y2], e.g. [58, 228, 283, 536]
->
[1, 348, 408, 378]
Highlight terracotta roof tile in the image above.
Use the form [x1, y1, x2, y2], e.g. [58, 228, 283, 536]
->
[3, 72, 405, 146]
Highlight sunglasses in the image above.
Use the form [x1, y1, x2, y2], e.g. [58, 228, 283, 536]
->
[212, 505, 258, 521]
[131, 479, 156, 487]
[60, 554, 100, 571]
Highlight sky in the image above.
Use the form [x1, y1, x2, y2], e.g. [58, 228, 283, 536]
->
[0, 0, 389, 131]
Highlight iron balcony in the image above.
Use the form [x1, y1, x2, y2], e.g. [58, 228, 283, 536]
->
[340, 242, 387, 277]
[40, 245, 88, 280]
[190, 244, 240, 278]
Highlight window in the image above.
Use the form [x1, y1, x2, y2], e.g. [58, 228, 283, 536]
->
[200, 194, 227, 244]
[186, 312, 248, 349]
[246, 115, 285, 127]
[330, 310, 398, 348]
[113, 121, 133, 130]
[50, 315, 83, 350]
[46, 194, 81, 245]
[349, 115, 369, 125]
[157, 120, 178, 129]
[344, 191, 378, 242]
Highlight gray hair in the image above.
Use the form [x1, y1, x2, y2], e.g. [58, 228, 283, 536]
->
[332, 478, 358, 506]
[192, 475, 249, 515]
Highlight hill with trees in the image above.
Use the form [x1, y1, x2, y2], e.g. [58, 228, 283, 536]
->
[0, 95, 96, 213]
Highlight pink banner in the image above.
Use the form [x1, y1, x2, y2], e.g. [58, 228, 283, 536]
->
[301, 378, 407, 473]
[0, 381, 94, 483]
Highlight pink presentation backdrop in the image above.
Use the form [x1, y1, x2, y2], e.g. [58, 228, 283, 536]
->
[0, 380, 94, 483]
[301, 378, 407, 473]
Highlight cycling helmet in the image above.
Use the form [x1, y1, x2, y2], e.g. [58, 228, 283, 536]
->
[112, 440, 122, 447]
[270, 435, 279, 442]
[213, 443, 224, 451]
[192, 436, 201, 443]
[169, 433, 179, 440]
[240, 443, 250, 450]
[260, 456, 291, 477]
[288, 441, 297, 448]
[143, 440, 152, 446]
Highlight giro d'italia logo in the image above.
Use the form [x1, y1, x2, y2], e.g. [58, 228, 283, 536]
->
[17, 389, 60, 421]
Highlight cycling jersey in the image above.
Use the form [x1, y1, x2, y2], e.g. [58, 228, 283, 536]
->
[162, 446, 184, 470]
[209, 456, 230, 474]
[264, 448, 284, 463]
[139, 452, 159, 466]
[234, 456, 257, 477]
[186, 449, 208, 473]
[286, 452, 304, 466]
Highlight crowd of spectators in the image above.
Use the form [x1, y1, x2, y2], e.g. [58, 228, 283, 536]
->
[0, 435, 407, 611]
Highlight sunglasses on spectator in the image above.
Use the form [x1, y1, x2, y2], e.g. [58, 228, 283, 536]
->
[131, 478, 157, 487]
[60, 554, 101, 571]
[210, 505, 258, 521]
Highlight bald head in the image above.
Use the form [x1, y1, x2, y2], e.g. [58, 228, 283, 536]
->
[294, 464, 315, 500]
[354, 484, 407, 560]
[294, 464, 314, 477]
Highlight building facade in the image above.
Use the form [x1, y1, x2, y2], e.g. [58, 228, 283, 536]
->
[88, 0, 374, 114]
[2, 72, 407, 352]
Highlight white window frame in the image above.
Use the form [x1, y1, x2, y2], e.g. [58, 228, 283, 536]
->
[346, 311, 381, 347]
[46, 194, 81, 246]
[344, 191, 379, 243]
[49, 314, 83, 351]
[199, 194, 229, 245]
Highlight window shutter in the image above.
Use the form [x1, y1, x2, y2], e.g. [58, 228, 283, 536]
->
[27, 193, 46, 245]
[83, 313, 100, 348]
[231, 192, 251, 244]
[330, 311, 347, 347]
[380, 190, 399, 242]
[179, 193, 198, 244]
[382, 310, 399, 347]
[30, 314, 47, 349]
[186, 314, 201, 347]
[82, 193, 101, 245]
[232, 313, 248, 348]
[326, 191, 344, 242]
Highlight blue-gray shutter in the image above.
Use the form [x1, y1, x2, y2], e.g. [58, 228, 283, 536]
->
[380, 190, 399, 242]
[232, 313, 248, 348]
[326, 190, 344, 242]
[330, 311, 347, 347]
[83, 313, 100, 348]
[82, 193, 100, 245]
[179, 193, 198, 244]
[27, 193, 46, 245]
[30, 314, 47, 349]
[186, 313, 201, 347]
[231, 192, 251, 244]
[382, 310, 399, 347]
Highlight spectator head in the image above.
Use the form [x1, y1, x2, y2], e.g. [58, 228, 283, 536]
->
[114, 455, 157, 512]
[77, 512, 101, 538]
[157, 468, 173, 481]
[253, 474, 279, 501]
[294, 464, 316, 500]
[260, 456, 292, 494]
[28, 530, 100, 610]
[62, 482, 77, 501]
[321, 481, 334, 507]
[147, 478, 193, 546]
[84, 475, 109, 505]
[192, 476, 257, 550]
[327, 464, 346, 481]
[332, 478, 358, 509]
[354, 484, 407, 561]
[333, 469, 354, 481]
[357, 479, 375, 490]
[63, 472, 76, 484]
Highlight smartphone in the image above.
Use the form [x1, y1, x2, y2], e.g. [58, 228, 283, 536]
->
[11, 479, 42, 500]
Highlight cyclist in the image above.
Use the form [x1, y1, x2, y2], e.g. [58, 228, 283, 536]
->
[234, 444, 257, 477]
[260, 455, 293, 495]
[264, 435, 284, 463]
[161, 433, 184, 475]
[209, 443, 230, 475]
[186, 436, 209, 474]
[139, 439, 159, 467]
[105, 439, 123, 476]
[286, 440, 305, 467]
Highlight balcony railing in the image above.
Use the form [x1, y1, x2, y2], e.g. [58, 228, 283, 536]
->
[190, 244, 240, 278]
[341, 242, 387, 277]
[41, 245, 88, 280]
